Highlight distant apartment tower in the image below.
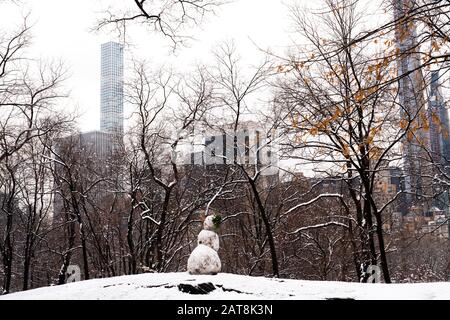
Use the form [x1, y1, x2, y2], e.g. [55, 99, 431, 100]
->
[393, 0, 431, 210]
[53, 42, 125, 221]
[100, 41, 124, 136]
[428, 71, 450, 164]
[52, 131, 116, 220]
[188, 122, 277, 168]
[428, 71, 450, 212]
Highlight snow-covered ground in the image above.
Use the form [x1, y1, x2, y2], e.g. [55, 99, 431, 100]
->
[2, 272, 450, 300]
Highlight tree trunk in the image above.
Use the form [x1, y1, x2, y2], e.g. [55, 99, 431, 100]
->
[2, 172, 16, 294]
[58, 215, 76, 285]
[1, 215, 13, 294]
[248, 178, 279, 277]
[127, 205, 137, 274]
[22, 235, 31, 291]
[155, 190, 171, 271]
[374, 210, 391, 283]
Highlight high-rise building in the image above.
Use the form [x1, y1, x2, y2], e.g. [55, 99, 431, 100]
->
[52, 131, 118, 220]
[187, 121, 277, 170]
[428, 71, 450, 213]
[393, 0, 432, 211]
[53, 42, 125, 221]
[389, 167, 408, 215]
[100, 41, 124, 136]
[428, 71, 450, 164]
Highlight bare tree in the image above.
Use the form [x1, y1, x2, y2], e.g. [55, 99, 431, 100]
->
[203, 42, 284, 276]
[15, 121, 66, 290]
[1, 10, 69, 159]
[0, 13, 68, 292]
[125, 62, 218, 272]
[96, 0, 224, 47]
[269, 0, 444, 282]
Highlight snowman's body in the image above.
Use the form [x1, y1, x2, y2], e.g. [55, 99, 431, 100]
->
[197, 230, 219, 251]
[187, 215, 221, 275]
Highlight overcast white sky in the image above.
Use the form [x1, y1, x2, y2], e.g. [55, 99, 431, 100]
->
[1, 0, 301, 132]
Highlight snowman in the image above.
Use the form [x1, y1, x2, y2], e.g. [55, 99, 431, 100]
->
[187, 214, 222, 275]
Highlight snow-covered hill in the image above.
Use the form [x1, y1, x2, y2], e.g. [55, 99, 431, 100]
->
[2, 272, 450, 300]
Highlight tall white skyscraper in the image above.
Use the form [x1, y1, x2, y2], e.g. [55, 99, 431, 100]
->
[53, 42, 124, 221]
[100, 41, 124, 136]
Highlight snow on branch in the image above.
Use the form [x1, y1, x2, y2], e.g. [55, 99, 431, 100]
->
[282, 193, 343, 216]
[290, 221, 349, 235]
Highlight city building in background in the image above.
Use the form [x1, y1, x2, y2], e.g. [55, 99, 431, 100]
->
[52, 131, 117, 218]
[393, 0, 432, 212]
[187, 121, 278, 173]
[53, 42, 125, 220]
[428, 70, 450, 165]
[427, 70, 450, 214]
[100, 41, 124, 137]
[75, 130, 115, 158]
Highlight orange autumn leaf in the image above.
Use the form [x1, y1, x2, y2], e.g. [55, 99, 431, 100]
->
[295, 62, 305, 70]
[342, 144, 350, 158]
[431, 41, 441, 52]
[309, 127, 318, 136]
[406, 130, 414, 141]
[355, 90, 365, 102]
[292, 114, 298, 128]
[366, 128, 379, 145]
[399, 119, 408, 129]
[432, 113, 441, 125]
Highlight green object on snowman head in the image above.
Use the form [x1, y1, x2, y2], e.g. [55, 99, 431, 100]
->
[212, 214, 222, 229]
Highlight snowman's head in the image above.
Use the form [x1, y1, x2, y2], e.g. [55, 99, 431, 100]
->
[204, 214, 222, 230]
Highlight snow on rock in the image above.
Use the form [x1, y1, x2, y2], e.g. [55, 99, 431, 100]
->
[2, 272, 450, 300]
[187, 244, 221, 275]
[198, 230, 219, 251]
